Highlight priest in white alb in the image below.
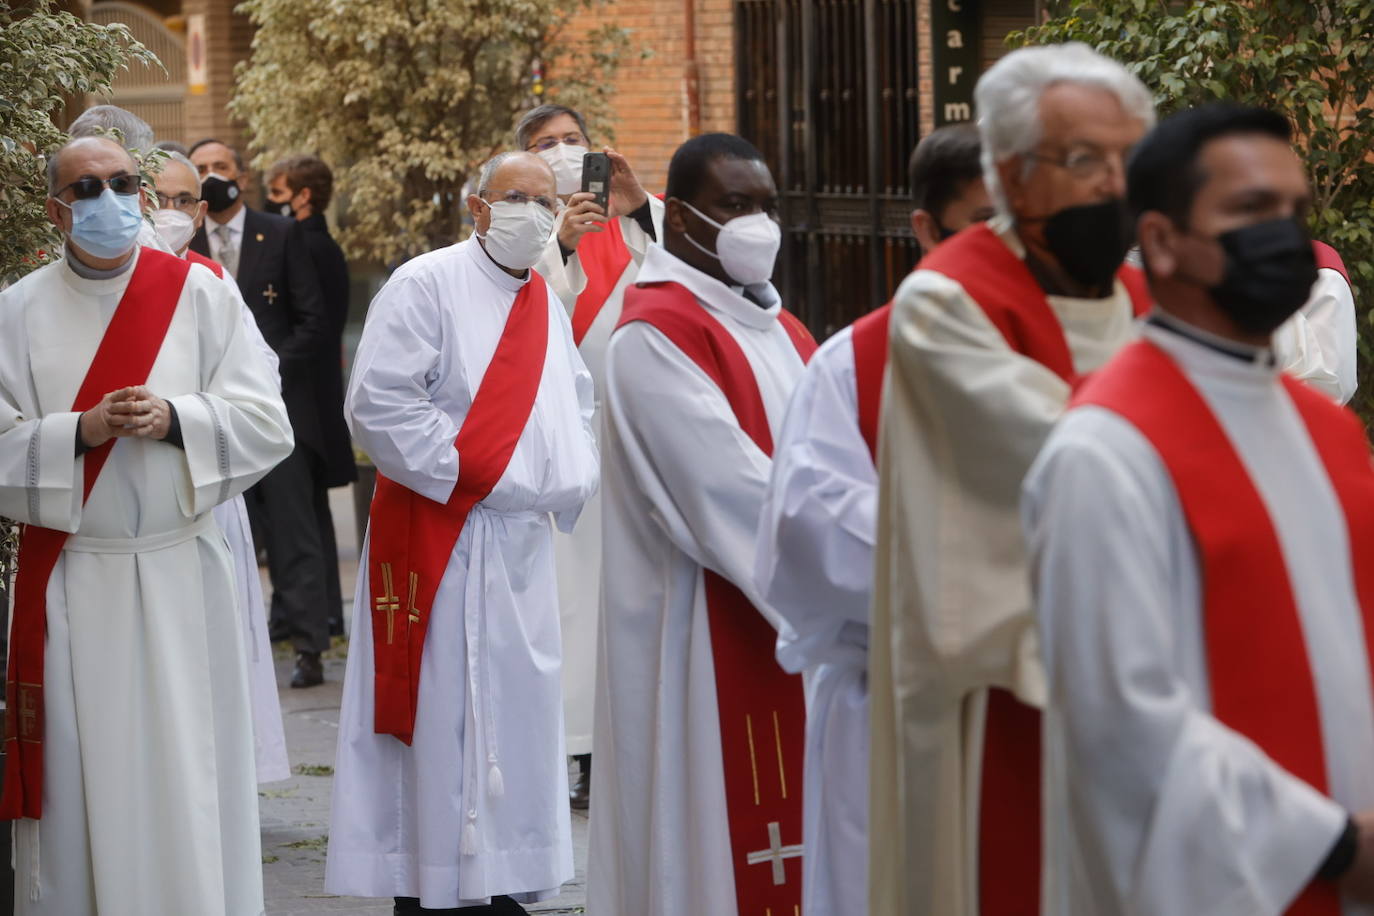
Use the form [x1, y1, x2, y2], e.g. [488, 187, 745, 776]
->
[753, 123, 992, 916]
[0, 136, 292, 914]
[515, 103, 665, 807]
[867, 44, 1156, 916]
[324, 151, 598, 915]
[589, 133, 815, 916]
[1025, 104, 1374, 916]
[150, 148, 292, 783]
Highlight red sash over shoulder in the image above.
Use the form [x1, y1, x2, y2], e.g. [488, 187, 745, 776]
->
[186, 248, 225, 279]
[1312, 240, 1350, 286]
[854, 223, 1150, 914]
[1074, 338, 1374, 916]
[1, 247, 190, 820]
[616, 280, 815, 914]
[366, 274, 550, 744]
[570, 218, 632, 346]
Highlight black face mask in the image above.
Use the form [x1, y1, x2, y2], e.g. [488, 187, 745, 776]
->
[275, 200, 294, 219]
[1039, 198, 1135, 292]
[201, 174, 241, 213]
[1204, 218, 1317, 336]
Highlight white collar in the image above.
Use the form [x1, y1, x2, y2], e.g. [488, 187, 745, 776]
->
[208, 205, 246, 237]
[462, 237, 528, 294]
[635, 244, 782, 330]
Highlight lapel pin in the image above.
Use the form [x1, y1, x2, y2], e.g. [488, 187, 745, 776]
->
[256, 233, 264, 242]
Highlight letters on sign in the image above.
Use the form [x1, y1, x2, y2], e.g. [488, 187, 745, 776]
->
[933, 0, 978, 126]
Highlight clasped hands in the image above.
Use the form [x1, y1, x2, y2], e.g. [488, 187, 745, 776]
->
[79, 386, 172, 448]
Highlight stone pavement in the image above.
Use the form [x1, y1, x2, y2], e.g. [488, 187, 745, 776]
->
[259, 489, 588, 915]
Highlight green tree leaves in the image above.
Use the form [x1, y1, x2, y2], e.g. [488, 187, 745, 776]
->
[230, 0, 632, 265]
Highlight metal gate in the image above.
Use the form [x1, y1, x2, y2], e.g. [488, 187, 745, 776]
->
[89, 2, 188, 145]
[736, 0, 1033, 337]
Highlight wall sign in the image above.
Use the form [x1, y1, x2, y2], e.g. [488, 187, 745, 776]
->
[932, 0, 979, 126]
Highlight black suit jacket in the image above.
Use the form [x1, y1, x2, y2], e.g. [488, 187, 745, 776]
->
[191, 207, 335, 465]
[299, 213, 356, 487]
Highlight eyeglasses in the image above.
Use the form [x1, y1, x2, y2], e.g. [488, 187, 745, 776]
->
[54, 173, 141, 200]
[481, 189, 560, 214]
[1024, 146, 1132, 181]
[526, 133, 588, 153]
[155, 191, 201, 213]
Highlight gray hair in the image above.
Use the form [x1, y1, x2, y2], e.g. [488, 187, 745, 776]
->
[152, 150, 201, 189]
[68, 104, 155, 155]
[46, 136, 137, 196]
[514, 104, 589, 151]
[975, 43, 1156, 217]
[477, 151, 522, 195]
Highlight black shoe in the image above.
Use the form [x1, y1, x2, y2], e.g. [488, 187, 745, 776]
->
[570, 754, 590, 810]
[290, 651, 324, 688]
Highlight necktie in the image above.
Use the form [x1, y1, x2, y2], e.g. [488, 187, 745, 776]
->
[214, 223, 239, 278]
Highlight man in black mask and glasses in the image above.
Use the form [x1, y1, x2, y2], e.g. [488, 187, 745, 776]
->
[868, 43, 1156, 916]
[188, 137, 336, 689]
[1025, 102, 1374, 914]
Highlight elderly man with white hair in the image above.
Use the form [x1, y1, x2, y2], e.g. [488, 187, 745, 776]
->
[867, 43, 1155, 916]
[325, 150, 598, 915]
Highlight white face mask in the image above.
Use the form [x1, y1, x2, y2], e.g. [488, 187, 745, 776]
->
[537, 143, 589, 197]
[477, 199, 556, 271]
[680, 201, 782, 288]
[151, 208, 197, 254]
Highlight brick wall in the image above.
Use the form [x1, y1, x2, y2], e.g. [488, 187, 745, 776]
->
[552, 0, 736, 192]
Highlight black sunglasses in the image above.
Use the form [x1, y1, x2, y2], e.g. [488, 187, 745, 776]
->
[56, 174, 141, 200]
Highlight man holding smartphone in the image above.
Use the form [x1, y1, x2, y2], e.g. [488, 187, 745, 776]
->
[513, 103, 664, 811]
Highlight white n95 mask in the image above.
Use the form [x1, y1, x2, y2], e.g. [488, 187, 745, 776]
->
[538, 144, 589, 197]
[478, 199, 556, 271]
[680, 201, 782, 288]
[151, 208, 197, 254]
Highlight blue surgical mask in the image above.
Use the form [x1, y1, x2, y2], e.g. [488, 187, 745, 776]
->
[54, 188, 144, 260]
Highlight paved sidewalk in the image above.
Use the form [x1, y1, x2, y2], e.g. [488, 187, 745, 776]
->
[259, 489, 588, 915]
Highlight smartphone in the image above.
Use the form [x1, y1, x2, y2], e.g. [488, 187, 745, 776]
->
[581, 152, 611, 213]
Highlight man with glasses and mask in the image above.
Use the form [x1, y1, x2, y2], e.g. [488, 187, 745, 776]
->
[868, 43, 1155, 916]
[149, 150, 293, 785]
[0, 135, 292, 914]
[589, 132, 816, 916]
[188, 137, 337, 689]
[325, 151, 598, 916]
[1025, 103, 1374, 915]
[752, 122, 992, 916]
[513, 104, 662, 811]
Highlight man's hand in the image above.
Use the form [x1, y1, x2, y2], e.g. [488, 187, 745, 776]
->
[606, 147, 649, 218]
[81, 386, 172, 448]
[1340, 810, 1374, 902]
[558, 191, 608, 252]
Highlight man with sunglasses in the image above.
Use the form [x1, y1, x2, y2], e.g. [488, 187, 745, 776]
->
[188, 137, 338, 690]
[326, 151, 597, 915]
[0, 135, 292, 914]
[512, 103, 664, 812]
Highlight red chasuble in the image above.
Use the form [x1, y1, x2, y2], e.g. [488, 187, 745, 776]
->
[1, 247, 191, 820]
[616, 280, 816, 914]
[186, 248, 225, 279]
[1074, 338, 1374, 916]
[854, 222, 1149, 915]
[366, 274, 550, 744]
[570, 218, 632, 346]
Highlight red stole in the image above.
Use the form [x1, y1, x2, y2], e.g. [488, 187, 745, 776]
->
[570, 219, 632, 346]
[186, 248, 225, 279]
[1312, 240, 1350, 285]
[1074, 338, 1374, 916]
[1, 247, 190, 820]
[871, 223, 1150, 915]
[366, 274, 550, 744]
[616, 280, 816, 914]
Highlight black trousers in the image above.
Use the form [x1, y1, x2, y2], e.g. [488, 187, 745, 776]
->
[393, 895, 527, 915]
[247, 442, 337, 654]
